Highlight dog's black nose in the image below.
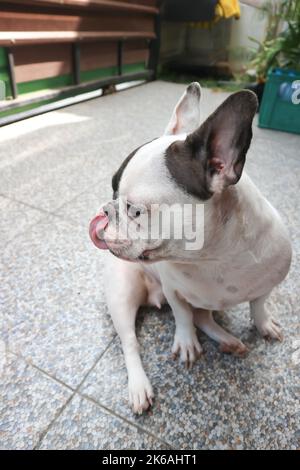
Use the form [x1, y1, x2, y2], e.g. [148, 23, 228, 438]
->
[102, 202, 114, 220]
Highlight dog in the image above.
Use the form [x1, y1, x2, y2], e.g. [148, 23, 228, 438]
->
[89, 83, 292, 414]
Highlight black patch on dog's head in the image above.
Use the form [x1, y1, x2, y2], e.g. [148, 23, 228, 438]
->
[112, 147, 139, 199]
[165, 140, 213, 200]
[112, 138, 158, 199]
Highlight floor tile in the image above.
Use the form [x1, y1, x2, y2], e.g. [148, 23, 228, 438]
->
[0, 195, 43, 246]
[0, 353, 72, 449]
[1, 215, 107, 307]
[39, 394, 169, 450]
[56, 178, 113, 228]
[2, 293, 114, 389]
[80, 302, 299, 450]
[1, 214, 115, 388]
[0, 133, 123, 213]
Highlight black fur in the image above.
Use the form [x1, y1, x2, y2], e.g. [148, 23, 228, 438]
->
[165, 90, 258, 199]
[112, 139, 157, 198]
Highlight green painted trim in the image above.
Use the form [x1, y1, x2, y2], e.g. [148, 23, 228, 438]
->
[19, 62, 146, 95]
[0, 61, 147, 118]
[0, 47, 12, 97]
[1, 57, 146, 98]
[80, 62, 146, 82]
[123, 62, 146, 74]
[80, 66, 117, 83]
[18, 74, 73, 95]
[0, 48, 7, 67]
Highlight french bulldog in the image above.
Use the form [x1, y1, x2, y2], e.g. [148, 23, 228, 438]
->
[89, 83, 292, 414]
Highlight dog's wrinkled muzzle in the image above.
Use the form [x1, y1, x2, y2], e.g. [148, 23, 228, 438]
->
[89, 212, 109, 250]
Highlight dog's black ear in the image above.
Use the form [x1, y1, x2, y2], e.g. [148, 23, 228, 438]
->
[186, 90, 258, 192]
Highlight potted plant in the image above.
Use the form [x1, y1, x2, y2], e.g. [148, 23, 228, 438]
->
[247, 0, 300, 133]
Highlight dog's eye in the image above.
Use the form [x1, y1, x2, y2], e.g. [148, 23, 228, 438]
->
[127, 203, 142, 218]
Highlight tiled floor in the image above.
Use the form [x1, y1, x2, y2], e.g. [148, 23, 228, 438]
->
[0, 82, 299, 449]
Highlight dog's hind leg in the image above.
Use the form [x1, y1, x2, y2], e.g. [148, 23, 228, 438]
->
[105, 256, 154, 414]
[193, 309, 248, 356]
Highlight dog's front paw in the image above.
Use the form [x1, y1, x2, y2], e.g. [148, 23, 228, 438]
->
[172, 326, 202, 368]
[128, 373, 154, 415]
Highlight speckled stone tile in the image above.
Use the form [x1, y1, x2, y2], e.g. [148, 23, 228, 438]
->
[0, 130, 130, 213]
[2, 294, 114, 389]
[39, 394, 169, 450]
[1, 214, 115, 388]
[56, 178, 113, 228]
[0, 145, 91, 213]
[1, 215, 107, 307]
[0, 195, 43, 246]
[80, 296, 299, 449]
[0, 353, 72, 449]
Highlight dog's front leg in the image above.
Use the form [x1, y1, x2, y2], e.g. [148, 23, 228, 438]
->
[105, 261, 154, 414]
[108, 298, 154, 414]
[164, 288, 202, 367]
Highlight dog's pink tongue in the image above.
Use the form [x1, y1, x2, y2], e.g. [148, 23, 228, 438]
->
[89, 213, 109, 250]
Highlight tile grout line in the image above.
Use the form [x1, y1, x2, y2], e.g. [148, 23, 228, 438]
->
[33, 334, 117, 450]
[1, 200, 80, 251]
[46, 175, 115, 228]
[23, 360, 76, 394]
[5, 307, 176, 448]
[77, 391, 175, 450]
[0, 171, 112, 241]
[0, 192, 59, 217]
[0, 192, 82, 229]
[0, 169, 107, 221]
[23, 332, 173, 450]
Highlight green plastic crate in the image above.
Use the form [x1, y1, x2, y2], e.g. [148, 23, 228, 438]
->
[259, 68, 300, 134]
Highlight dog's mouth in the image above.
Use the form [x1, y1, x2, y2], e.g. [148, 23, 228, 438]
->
[138, 253, 150, 261]
[137, 248, 164, 263]
[89, 214, 162, 263]
[107, 246, 160, 264]
[107, 248, 151, 263]
[89, 213, 109, 250]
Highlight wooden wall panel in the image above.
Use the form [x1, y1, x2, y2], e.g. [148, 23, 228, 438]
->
[1, 1, 158, 15]
[12, 40, 148, 83]
[117, 0, 158, 6]
[0, 11, 154, 34]
[0, 0, 157, 89]
[80, 40, 148, 71]
[13, 44, 72, 82]
[123, 40, 149, 64]
[80, 41, 118, 71]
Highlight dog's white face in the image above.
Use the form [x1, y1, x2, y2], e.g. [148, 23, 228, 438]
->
[90, 83, 257, 262]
